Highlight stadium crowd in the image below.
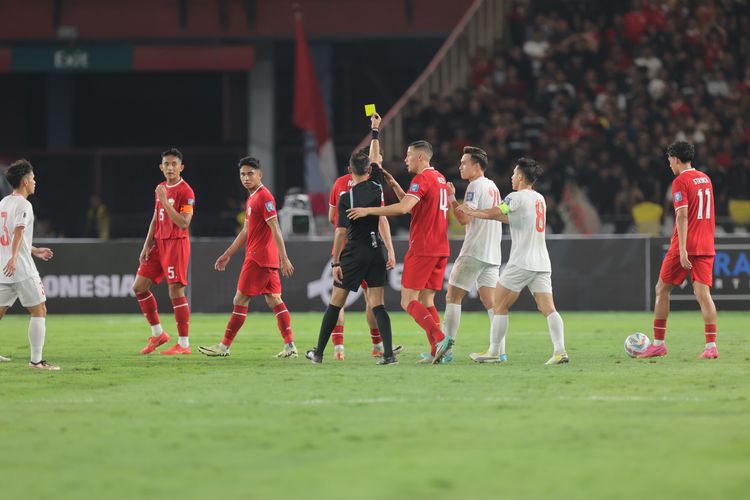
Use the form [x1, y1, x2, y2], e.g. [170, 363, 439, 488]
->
[401, 0, 750, 234]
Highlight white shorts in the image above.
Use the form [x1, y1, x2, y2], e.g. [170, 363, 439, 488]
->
[448, 255, 500, 291]
[498, 264, 552, 294]
[0, 276, 47, 308]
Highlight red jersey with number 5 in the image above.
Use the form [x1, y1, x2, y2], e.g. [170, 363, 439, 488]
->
[404, 167, 449, 257]
[245, 184, 279, 268]
[669, 169, 715, 256]
[154, 179, 195, 240]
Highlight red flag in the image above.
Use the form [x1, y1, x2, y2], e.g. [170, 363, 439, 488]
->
[292, 8, 337, 214]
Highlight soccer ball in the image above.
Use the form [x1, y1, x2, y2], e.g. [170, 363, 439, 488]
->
[624, 332, 650, 358]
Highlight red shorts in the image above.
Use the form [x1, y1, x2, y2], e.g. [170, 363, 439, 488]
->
[659, 252, 714, 287]
[237, 260, 281, 297]
[402, 252, 448, 291]
[137, 238, 190, 285]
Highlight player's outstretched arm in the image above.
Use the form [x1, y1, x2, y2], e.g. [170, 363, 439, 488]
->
[31, 246, 53, 261]
[447, 182, 470, 226]
[267, 217, 294, 277]
[215, 223, 248, 271]
[348, 196, 418, 220]
[458, 203, 509, 223]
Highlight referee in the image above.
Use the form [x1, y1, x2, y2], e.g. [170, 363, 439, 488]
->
[306, 114, 397, 365]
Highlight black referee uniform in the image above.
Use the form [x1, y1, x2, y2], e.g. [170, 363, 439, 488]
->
[307, 164, 397, 365]
[335, 167, 387, 291]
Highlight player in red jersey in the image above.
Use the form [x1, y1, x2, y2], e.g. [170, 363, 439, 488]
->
[133, 148, 195, 355]
[348, 137, 452, 364]
[327, 148, 397, 360]
[639, 141, 719, 359]
[198, 156, 297, 358]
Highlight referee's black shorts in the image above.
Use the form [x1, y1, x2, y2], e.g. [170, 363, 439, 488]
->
[335, 245, 387, 292]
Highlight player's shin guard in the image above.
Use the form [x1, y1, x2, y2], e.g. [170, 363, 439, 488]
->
[28, 317, 45, 364]
[547, 311, 565, 355]
[705, 324, 717, 345]
[443, 303, 461, 340]
[370, 328, 382, 345]
[407, 300, 444, 352]
[316, 304, 342, 356]
[372, 305, 393, 357]
[136, 291, 161, 332]
[273, 302, 294, 344]
[171, 297, 190, 347]
[222, 305, 248, 347]
[331, 325, 344, 346]
[653, 319, 667, 343]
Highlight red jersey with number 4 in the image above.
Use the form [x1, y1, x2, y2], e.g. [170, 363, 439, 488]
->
[245, 185, 279, 268]
[154, 179, 195, 240]
[329, 173, 354, 226]
[669, 169, 715, 256]
[405, 167, 450, 257]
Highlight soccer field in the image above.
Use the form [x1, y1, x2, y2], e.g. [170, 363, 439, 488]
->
[1, 311, 748, 500]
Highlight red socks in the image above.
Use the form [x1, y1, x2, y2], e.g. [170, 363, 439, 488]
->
[653, 319, 666, 341]
[407, 300, 445, 353]
[705, 324, 717, 344]
[136, 291, 160, 326]
[222, 305, 248, 347]
[427, 306, 440, 326]
[370, 328, 382, 345]
[273, 302, 294, 344]
[171, 296, 190, 338]
[332, 325, 344, 346]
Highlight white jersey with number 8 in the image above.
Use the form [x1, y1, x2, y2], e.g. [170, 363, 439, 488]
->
[504, 189, 551, 272]
[0, 194, 39, 283]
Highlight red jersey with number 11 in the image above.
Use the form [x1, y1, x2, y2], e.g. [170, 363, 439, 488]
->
[404, 167, 449, 257]
[669, 168, 715, 256]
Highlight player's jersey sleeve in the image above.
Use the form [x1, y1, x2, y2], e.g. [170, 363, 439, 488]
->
[337, 192, 350, 229]
[671, 177, 688, 212]
[504, 193, 522, 212]
[180, 185, 195, 214]
[329, 180, 340, 207]
[406, 172, 427, 201]
[465, 185, 479, 209]
[262, 192, 278, 221]
[12, 200, 30, 228]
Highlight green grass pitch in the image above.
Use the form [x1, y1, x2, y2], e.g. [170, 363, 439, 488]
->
[1, 311, 748, 500]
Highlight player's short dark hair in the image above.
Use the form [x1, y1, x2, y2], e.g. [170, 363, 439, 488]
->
[6, 159, 33, 189]
[162, 148, 184, 162]
[239, 156, 261, 169]
[349, 150, 370, 176]
[463, 146, 489, 170]
[666, 141, 694, 163]
[409, 140, 433, 159]
[515, 157, 543, 185]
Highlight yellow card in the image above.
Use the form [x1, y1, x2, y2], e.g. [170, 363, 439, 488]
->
[364, 104, 377, 117]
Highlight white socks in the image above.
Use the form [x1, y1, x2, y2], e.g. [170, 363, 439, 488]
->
[443, 303, 461, 340]
[490, 314, 509, 356]
[28, 317, 46, 363]
[178, 336, 190, 348]
[488, 309, 506, 355]
[547, 311, 566, 354]
[150, 323, 163, 337]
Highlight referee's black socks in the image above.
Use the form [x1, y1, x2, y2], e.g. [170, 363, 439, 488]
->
[372, 305, 394, 358]
[316, 304, 342, 356]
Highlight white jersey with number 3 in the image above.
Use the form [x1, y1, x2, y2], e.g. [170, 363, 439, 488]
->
[0, 194, 38, 283]
[458, 176, 503, 265]
[504, 189, 551, 272]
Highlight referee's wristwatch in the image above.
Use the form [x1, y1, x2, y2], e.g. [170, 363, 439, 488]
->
[331, 262, 341, 268]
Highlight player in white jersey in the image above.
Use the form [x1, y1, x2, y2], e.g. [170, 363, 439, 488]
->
[0, 160, 59, 370]
[443, 146, 504, 363]
[458, 157, 568, 365]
